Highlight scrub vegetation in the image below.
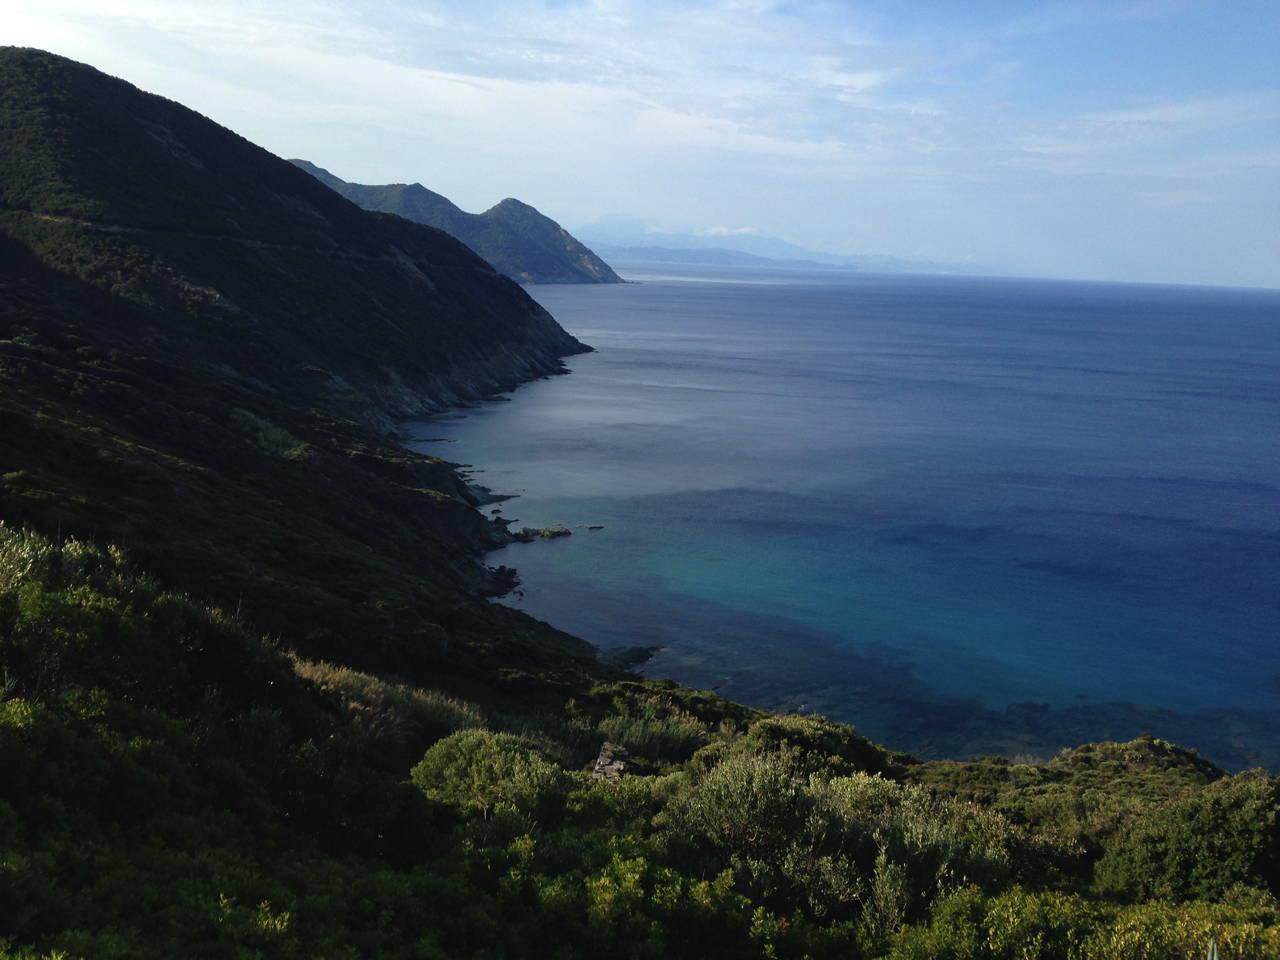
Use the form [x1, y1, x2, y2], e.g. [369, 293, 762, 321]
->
[2, 527, 1278, 958]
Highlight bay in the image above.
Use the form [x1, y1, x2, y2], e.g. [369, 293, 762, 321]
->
[409, 266, 1280, 768]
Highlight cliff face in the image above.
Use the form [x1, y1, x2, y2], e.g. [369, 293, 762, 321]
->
[292, 159, 623, 285]
[0, 48, 589, 427]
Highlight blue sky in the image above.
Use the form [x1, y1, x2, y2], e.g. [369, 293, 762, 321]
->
[6, 0, 1279, 286]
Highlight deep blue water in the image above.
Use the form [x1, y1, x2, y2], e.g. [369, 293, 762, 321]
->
[409, 267, 1280, 769]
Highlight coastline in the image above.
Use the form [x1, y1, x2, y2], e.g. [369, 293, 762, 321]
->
[399, 351, 1280, 775]
[398, 340, 667, 675]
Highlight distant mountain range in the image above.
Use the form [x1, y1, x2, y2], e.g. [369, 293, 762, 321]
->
[577, 217, 982, 275]
[292, 160, 621, 285]
[589, 244, 859, 273]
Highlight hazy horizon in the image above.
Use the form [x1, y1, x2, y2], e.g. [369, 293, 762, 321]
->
[6, 0, 1279, 288]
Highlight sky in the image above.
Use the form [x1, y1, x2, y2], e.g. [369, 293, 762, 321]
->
[5, 0, 1279, 287]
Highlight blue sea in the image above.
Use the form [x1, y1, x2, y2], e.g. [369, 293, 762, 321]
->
[409, 266, 1280, 769]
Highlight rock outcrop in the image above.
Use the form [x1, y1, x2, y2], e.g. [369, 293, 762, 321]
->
[592, 742, 630, 781]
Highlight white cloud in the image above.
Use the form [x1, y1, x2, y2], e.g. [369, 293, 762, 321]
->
[3, 0, 1277, 285]
[1004, 91, 1280, 175]
[809, 57, 896, 97]
[1134, 188, 1217, 209]
[1082, 91, 1280, 136]
[630, 107, 850, 161]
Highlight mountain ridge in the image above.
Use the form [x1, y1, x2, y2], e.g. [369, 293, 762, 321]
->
[591, 242, 861, 272]
[0, 45, 598, 671]
[577, 217, 984, 275]
[0, 46, 589, 429]
[292, 158, 622, 285]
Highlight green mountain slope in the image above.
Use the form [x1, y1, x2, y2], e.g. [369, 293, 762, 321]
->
[292, 158, 623, 285]
[2, 48, 1279, 960]
[0, 45, 600, 680]
[0, 48, 589, 428]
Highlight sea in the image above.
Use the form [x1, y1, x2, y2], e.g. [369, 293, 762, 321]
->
[408, 263, 1280, 770]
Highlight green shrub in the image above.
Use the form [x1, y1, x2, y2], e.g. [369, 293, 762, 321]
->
[668, 753, 1065, 925]
[1083, 899, 1280, 959]
[907, 737, 1224, 852]
[410, 728, 571, 821]
[737, 714, 897, 777]
[229, 408, 308, 459]
[665, 750, 872, 919]
[980, 888, 1096, 959]
[1094, 772, 1280, 901]
[864, 851, 912, 942]
[598, 713, 708, 762]
[0, 524, 139, 597]
[494, 714, 599, 769]
[294, 658, 483, 763]
[0, 524, 56, 592]
[891, 888, 1280, 960]
[668, 750, 812, 863]
[886, 886, 987, 960]
[818, 773, 1050, 895]
[566, 774, 677, 827]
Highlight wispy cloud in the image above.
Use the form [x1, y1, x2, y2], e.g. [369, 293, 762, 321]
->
[1082, 91, 1280, 134]
[1008, 91, 1280, 174]
[5, 0, 1278, 286]
[630, 107, 851, 161]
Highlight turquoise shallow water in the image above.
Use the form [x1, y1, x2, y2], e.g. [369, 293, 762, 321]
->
[408, 267, 1280, 768]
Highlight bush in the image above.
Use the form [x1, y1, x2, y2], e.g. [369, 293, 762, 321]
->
[566, 774, 677, 827]
[667, 753, 1066, 925]
[1083, 898, 1280, 959]
[410, 728, 571, 822]
[886, 886, 987, 960]
[890, 887, 1280, 960]
[598, 713, 708, 763]
[737, 714, 896, 777]
[294, 658, 483, 764]
[666, 750, 872, 918]
[229, 408, 308, 459]
[1094, 773, 1280, 901]
[818, 773, 1048, 898]
[669, 750, 812, 863]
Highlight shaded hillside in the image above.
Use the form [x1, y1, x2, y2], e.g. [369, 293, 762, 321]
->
[292, 158, 622, 285]
[0, 46, 599, 683]
[0, 48, 589, 429]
